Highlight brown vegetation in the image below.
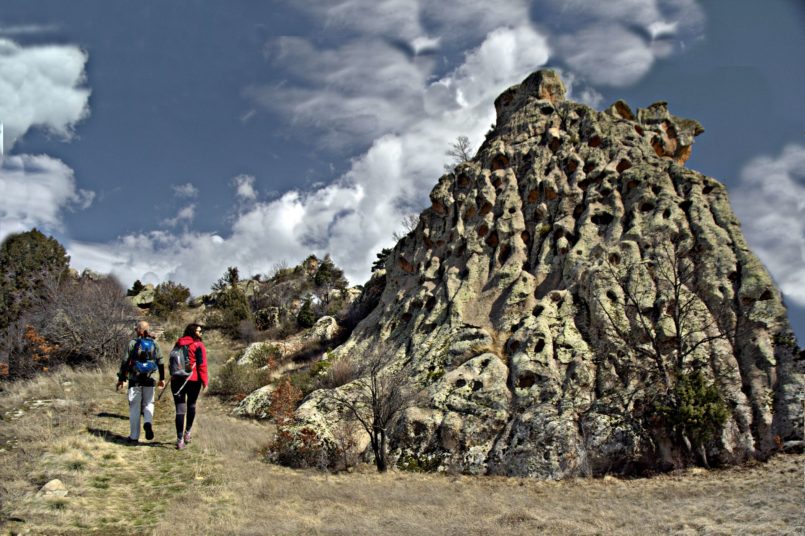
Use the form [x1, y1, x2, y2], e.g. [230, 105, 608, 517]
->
[0, 329, 802, 535]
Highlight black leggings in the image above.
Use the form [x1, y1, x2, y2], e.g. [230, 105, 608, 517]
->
[172, 377, 202, 439]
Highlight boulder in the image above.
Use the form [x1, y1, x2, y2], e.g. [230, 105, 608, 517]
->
[293, 69, 805, 478]
[235, 384, 276, 419]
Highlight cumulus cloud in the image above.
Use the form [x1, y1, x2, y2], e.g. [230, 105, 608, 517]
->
[731, 145, 805, 306]
[0, 154, 94, 242]
[0, 38, 91, 152]
[70, 0, 705, 293]
[70, 24, 551, 292]
[288, 0, 530, 46]
[251, 36, 432, 148]
[163, 204, 195, 228]
[172, 182, 199, 198]
[232, 174, 257, 202]
[535, 0, 705, 86]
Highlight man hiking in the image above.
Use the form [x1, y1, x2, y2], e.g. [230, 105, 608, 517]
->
[116, 320, 165, 444]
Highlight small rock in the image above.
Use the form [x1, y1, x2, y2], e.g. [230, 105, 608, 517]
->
[37, 479, 68, 498]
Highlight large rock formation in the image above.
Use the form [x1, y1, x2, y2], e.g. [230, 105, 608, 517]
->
[297, 70, 804, 477]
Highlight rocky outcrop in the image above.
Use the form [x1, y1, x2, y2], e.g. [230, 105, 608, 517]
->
[127, 283, 155, 308]
[297, 70, 805, 477]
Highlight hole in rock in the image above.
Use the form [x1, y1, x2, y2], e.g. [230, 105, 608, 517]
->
[491, 155, 510, 171]
[591, 212, 614, 225]
[498, 244, 511, 264]
[534, 339, 545, 353]
[616, 159, 632, 173]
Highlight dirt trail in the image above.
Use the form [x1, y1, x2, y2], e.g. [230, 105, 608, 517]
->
[0, 366, 271, 535]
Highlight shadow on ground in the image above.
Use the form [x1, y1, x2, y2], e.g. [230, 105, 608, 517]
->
[86, 427, 171, 448]
[96, 412, 127, 420]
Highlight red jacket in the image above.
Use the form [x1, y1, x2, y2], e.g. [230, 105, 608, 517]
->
[176, 336, 208, 387]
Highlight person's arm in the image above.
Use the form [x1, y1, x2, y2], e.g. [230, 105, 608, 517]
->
[199, 343, 209, 388]
[116, 340, 133, 390]
[154, 340, 165, 386]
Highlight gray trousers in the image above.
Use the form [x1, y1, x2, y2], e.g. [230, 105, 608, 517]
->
[127, 386, 155, 440]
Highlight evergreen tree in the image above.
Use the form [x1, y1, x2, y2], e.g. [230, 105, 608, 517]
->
[296, 298, 317, 328]
[151, 281, 191, 318]
[0, 229, 70, 330]
[127, 279, 145, 296]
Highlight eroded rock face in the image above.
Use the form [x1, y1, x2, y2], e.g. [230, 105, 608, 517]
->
[297, 70, 804, 477]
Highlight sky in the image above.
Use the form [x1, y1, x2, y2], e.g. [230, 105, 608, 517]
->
[1, 0, 804, 341]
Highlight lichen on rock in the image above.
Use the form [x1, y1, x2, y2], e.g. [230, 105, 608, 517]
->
[293, 69, 805, 478]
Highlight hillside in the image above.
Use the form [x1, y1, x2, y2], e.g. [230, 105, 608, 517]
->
[0, 329, 802, 535]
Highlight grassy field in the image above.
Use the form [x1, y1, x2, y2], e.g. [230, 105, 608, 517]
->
[0, 333, 803, 535]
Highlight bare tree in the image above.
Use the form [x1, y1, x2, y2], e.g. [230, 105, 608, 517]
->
[392, 213, 420, 242]
[41, 275, 136, 364]
[323, 349, 418, 472]
[592, 234, 733, 465]
[595, 236, 733, 388]
[444, 135, 474, 171]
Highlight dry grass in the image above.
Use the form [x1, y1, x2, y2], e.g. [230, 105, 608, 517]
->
[1, 339, 803, 535]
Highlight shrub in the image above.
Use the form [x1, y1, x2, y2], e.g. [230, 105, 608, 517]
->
[215, 286, 252, 338]
[288, 359, 331, 399]
[39, 275, 134, 366]
[321, 357, 357, 389]
[151, 281, 190, 318]
[655, 370, 730, 451]
[208, 360, 272, 400]
[296, 298, 317, 328]
[268, 378, 334, 469]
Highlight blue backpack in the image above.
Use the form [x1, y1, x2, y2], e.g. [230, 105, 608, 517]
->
[131, 337, 158, 375]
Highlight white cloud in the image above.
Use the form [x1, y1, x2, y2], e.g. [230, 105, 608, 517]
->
[732, 145, 805, 306]
[288, 0, 531, 45]
[70, 25, 550, 292]
[557, 26, 655, 87]
[251, 36, 432, 148]
[0, 38, 90, 152]
[0, 24, 60, 36]
[163, 204, 195, 228]
[534, 0, 705, 86]
[172, 182, 199, 198]
[0, 154, 94, 242]
[69, 0, 706, 294]
[232, 174, 257, 202]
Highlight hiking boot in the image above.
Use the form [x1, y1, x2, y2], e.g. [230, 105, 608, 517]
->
[177, 438, 186, 450]
[144, 422, 154, 441]
[126, 437, 139, 446]
[183, 430, 192, 444]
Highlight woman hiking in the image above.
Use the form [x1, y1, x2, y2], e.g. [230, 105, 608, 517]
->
[171, 323, 208, 449]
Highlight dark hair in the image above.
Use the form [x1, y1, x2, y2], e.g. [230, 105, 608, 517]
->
[183, 323, 203, 340]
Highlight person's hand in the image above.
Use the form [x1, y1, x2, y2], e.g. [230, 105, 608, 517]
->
[157, 380, 165, 389]
[202, 384, 207, 391]
[116, 381, 124, 391]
